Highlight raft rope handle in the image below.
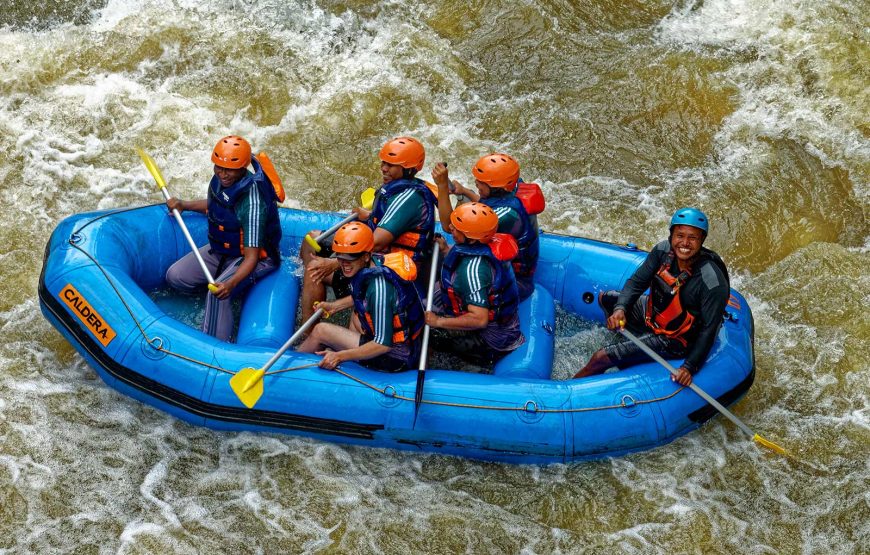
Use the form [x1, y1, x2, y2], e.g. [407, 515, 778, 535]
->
[70, 235, 312, 377]
[332, 367, 686, 413]
[68, 214, 689, 414]
[71, 204, 160, 236]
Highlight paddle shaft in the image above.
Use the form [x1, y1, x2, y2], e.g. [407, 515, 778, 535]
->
[157, 185, 218, 285]
[619, 328, 756, 439]
[417, 247, 441, 370]
[260, 308, 325, 373]
[317, 213, 358, 245]
[137, 148, 217, 288]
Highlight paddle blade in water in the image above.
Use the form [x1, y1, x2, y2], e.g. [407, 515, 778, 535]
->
[360, 187, 376, 210]
[230, 367, 265, 408]
[753, 434, 791, 457]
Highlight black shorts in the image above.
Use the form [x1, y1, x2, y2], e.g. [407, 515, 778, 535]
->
[357, 336, 408, 373]
[430, 328, 510, 367]
[598, 291, 686, 368]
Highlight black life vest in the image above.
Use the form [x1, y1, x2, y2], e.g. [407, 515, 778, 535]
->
[646, 248, 729, 345]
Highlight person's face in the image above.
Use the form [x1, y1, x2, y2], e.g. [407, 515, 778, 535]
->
[339, 253, 370, 277]
[449, 223, 467, 244]
[380, 161, 404, 183]
[213, 165, 246, 188]
[474, 179, 492, 198]
[670, 225, 704, 262]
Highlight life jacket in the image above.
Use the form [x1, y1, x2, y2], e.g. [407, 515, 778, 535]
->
[255, 152, 286, 202]
[645, 248, 729, 346]
[440, 240, 520, 324]
[368, 178, 436, 264]
[482, 186, 539, 278]
[351, 257, 425, 366]
[515, 181, 546, 215]
[207, 156, 282, 264]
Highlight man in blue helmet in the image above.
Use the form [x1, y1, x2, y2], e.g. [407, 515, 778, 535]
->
[573, 208, 730, 385]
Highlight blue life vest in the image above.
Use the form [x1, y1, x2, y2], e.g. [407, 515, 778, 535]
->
[207, 156, 282, 264]
[482, 188, 539, 279]
[351, 262, 425, 367]
[368, 178, 436, 264]
[440, 243, 520, 324]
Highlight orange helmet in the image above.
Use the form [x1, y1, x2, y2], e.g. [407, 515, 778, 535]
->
[378, 136, 425, 171]
[211, 135, 252, 169]
[472, 153, 520, 190]
[450, 202, 499, 243]
[331, 223, 375, 257]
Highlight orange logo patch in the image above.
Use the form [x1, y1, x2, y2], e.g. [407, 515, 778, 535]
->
[59, 284, 117, 346]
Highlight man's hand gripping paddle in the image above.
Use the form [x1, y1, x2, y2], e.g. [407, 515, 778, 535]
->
[230, 308, 325, 409]
[619, 327, 790, 457]
[303, 188, 376, 253]
[136, 148, 218, 294]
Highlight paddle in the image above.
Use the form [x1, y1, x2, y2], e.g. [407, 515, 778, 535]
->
[136, 148, 218, 294]
[230, 308, 325, 409]
[303, 187, 377, 253]
[303, 213, 358, 253]
[619, 327, 790, 456]
[413, 246, 441, 426]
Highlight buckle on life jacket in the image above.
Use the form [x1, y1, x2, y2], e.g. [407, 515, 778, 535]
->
[645, 312, 693, 347]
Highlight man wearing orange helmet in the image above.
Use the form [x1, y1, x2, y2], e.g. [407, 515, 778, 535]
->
[300, 136, 437, 321]
[297, 223, 425, 372]
[424, 202, 524, 366]
[165, 135, 283, 342]
[432, 153, 540, 300]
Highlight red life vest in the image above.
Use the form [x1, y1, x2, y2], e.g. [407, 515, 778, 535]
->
[645, 250, 695, 346]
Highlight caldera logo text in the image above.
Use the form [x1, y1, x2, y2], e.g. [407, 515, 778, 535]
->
[59, 284, 117, 346]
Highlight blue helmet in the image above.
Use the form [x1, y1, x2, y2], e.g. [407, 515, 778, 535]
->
[669, 208, 708, 234]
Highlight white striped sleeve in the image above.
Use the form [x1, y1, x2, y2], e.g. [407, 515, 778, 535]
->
[370, 276, 392, 346]
[239, 185, 267, 248]
[464, 256, 488, 307]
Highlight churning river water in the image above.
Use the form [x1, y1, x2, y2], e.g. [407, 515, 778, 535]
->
[0, 0, 867, 553]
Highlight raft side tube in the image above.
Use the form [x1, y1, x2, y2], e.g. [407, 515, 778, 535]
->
[236, 262, 300, 348]
[493, 284, 556, 379]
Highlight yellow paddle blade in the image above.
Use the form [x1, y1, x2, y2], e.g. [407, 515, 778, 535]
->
[360, 187, 376, 210]
[136, 148, 168, 190]
[230, 367, 265, 409]
[753, 434, 791, 457]
[304, 233, 322, 253]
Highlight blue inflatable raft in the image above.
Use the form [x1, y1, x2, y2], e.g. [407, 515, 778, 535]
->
[39, 205, 754, 464]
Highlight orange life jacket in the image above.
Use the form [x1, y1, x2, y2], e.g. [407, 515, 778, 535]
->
[645, 251, 695, 346]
